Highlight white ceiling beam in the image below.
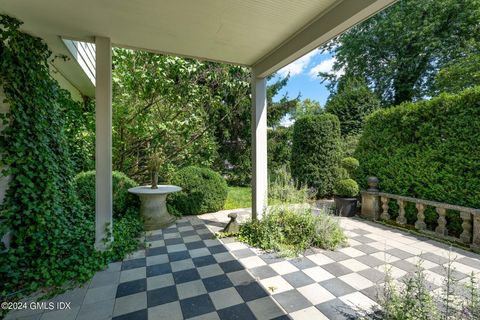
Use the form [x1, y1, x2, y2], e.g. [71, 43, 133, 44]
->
[251, 0, 397, 78]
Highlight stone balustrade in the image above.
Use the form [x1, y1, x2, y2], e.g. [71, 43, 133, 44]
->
[361, 177, 480, 251]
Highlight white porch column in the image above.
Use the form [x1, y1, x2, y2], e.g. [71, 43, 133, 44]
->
[251, 73, 268, 220]
[95, 36, 113, 250]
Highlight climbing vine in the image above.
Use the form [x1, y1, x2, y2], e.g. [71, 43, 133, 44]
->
[0, 15, 105, 301]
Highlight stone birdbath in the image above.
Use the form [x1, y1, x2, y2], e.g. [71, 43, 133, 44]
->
[128, 185, 181, 230]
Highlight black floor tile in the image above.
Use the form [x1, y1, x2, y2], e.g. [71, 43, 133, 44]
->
[272, 290, 311, 313]
[173, 269, 201, 284]
[147, 285, 179, 307]
[186, 241, 206, 250]
[168, 251, 190, 262]
[316, 298, 355, 319]
[283, 271, 315, 288]
[165, 238, 184, 246]
[208, 245, 228, 254]
[288, 257, 316, 270]
[321, 262, 353, 277]
[112, 309, 148, 320]
[249, 265, 278, 280]
[319, 278, 356, 297]
[146, 246, 167, 257]
[219, 260, 244, 273]
[202, 274, 233, 292]
[180, 294, 216, 319]
[179, 230, 197, 237]
[147, 263, 172, 277]
[121, 258, 146, 271]
[358, 268, 385, 283]
[235, 282, 268, 302]
[116, 278, 147, 298]
[193, 255, 217, 267]
[217, 303, 256, 320]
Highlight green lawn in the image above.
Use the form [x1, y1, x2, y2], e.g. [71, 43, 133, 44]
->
[224, 186, 252, 210]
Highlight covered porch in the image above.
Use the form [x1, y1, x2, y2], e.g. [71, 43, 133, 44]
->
[1, 0, 397, 250]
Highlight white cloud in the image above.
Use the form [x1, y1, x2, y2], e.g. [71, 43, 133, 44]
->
[308, 57, 344, 79]
[277, 49, 321, 78]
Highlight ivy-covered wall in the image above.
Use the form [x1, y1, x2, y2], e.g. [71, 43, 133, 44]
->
[0, 15, 103, 301]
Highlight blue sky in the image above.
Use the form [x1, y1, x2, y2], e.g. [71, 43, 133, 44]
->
[268, 50, 339, 106]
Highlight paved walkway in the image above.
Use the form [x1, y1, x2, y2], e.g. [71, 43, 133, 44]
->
[7, 209, 480, 320]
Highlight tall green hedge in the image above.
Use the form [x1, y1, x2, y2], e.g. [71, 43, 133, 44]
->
[356, 87, 480, 232]
[268, 126, 292, 176]
[291, 113, 342, 197]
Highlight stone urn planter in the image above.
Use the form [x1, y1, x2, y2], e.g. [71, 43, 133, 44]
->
[334, 196, 358, 217]
[128, 185, 181, 230]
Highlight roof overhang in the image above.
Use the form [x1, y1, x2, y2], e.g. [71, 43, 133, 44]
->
[2, 0, 396, 95]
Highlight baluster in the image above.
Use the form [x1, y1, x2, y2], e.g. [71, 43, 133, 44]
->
[435, 207, 447, 236]
[460, 212, 472, 244]
[472, 215, 480, 250]
[396, 199, 407, 225]
[414, 203, 426, 230]
[380, 196, 390, 220]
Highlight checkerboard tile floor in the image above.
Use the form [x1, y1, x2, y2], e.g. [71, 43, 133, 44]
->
[7, 209, 480, 320]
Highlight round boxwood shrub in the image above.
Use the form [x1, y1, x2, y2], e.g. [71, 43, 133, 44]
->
[168, 166, 228, 215]
[291, 113, 342, 198]
[341, 157, 359, 175]
[334, 178, 359, 197]
[74, 170, 140, 218]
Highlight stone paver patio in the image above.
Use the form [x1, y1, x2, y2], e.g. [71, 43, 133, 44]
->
[7, 209, 480, 320]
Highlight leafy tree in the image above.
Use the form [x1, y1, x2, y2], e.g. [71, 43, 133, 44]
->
[433, 54, 480, 94]
[291, 98, 323, 121]
[320, 0, 480, 105]
[112, 49, 218, 183]
[267, 75, 300, 128]
[325, 77, 380, 136]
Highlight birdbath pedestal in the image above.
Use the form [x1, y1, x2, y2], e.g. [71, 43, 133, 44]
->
[128, 185, 182, 230]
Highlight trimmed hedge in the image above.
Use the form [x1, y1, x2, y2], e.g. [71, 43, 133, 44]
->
[355, 87, 480, 234]
[168, 166, 228, 215]
[291, 113, 342, 198]
[268, 126, 292, 176]
[74, 171, 140, 219]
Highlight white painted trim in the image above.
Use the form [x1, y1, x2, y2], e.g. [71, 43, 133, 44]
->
[252, 0, 397, 77]
[94, 36, 113, 251]
[251, 74, 268, 220]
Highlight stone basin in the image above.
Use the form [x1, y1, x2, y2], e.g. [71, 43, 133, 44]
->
[128, 185, 182, 230]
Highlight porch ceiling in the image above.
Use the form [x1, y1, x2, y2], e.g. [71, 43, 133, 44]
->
[2, 0, 395, 94]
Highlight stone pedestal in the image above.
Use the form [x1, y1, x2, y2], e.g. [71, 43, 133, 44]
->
[360, 177, 380, 220]
[129, 185, 181, 230]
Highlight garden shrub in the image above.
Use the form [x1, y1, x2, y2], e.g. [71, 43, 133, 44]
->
[238, 207, 347, 256]
[268, 126, 292, 176]
[269, 165, 315, 205]
[356, 87, 480, 235]
[334, 178, 359, 197]
[168, 166, 228, 215]
[106, 208, 144, 261]
[74, 170, 140, 219]
[291, 113, 342, 198]
[355, 259, 480, 319]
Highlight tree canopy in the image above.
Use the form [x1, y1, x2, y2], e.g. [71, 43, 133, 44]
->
[320, 0, 480, 106]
